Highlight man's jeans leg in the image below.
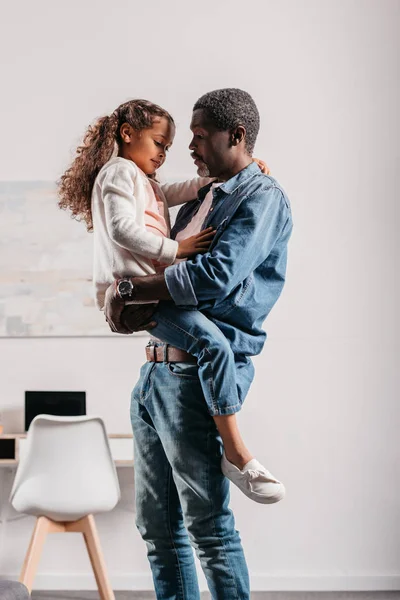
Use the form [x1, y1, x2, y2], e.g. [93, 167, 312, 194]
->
[131, 360, 250, 600]
[131, 362, 200, 600]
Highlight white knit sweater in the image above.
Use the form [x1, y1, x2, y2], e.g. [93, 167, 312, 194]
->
[91, 157, 209, 309]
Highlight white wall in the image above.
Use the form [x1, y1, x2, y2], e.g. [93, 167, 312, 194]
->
[1, 0, 399, 591]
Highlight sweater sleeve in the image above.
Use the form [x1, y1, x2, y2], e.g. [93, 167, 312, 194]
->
[102, 162, 178, 265]
[160, 177, 213, 207]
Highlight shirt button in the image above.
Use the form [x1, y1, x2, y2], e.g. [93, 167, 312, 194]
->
[209, 207, 214, 212]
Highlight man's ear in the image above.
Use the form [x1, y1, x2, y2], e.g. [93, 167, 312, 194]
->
[120, 122, 136, 143]
[231, 125, 246, 147]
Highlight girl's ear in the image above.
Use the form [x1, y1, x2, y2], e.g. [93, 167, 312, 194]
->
[120, 122, 135, 144]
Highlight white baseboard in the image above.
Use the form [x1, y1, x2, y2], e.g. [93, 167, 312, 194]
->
[1, 573, 400, 591]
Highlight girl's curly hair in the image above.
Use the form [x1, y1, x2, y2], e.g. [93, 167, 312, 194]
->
[58, 99, 174, 231]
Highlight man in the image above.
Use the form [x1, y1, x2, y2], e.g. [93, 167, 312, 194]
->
[105, 88, 293, 599]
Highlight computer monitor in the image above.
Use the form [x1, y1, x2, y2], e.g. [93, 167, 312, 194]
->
[24, 391, 86, 431]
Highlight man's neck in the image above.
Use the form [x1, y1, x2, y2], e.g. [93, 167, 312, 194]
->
[216, 156, 253, 182]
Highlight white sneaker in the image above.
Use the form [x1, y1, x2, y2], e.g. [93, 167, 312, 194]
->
[221, 453, 286, 504]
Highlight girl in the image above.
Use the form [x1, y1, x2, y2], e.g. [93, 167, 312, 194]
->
[58, 99, 285, 504]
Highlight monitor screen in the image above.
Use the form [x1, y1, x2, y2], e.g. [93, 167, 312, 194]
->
[24, 391, 86, 431]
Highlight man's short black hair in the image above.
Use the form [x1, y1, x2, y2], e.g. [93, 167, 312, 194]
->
[193, 88, 260, 155]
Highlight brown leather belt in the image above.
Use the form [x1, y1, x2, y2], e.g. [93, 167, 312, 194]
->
[146, 344, 196, 363]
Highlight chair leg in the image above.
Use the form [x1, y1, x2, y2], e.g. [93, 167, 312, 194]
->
[67, 514, 115, 600]
[19, 516, 55, 592]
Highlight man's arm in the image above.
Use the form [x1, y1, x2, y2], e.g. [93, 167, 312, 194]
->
[165, 186, 290, 307]
[128, 273, 172, 300]
[104, 185, 290, 332]
[161, 177, 213, 207]
[160, 159, 269, 208]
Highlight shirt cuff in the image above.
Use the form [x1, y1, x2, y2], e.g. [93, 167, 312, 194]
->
[164, 261, 198, 306]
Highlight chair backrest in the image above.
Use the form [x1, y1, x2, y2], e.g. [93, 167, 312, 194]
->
[10, 415, 121, 516]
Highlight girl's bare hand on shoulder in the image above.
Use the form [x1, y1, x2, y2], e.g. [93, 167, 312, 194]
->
[253, 157, 271, 175]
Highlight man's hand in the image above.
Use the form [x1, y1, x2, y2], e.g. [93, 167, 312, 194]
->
[104, 282, 132, 334]
[121, 303, 158, 332]
[253, 157, 271, 175]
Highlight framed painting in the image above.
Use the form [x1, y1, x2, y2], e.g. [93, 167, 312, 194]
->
[0, 181, 145, 337]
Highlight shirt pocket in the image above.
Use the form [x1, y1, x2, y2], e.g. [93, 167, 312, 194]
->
[218, 217, 229, 230]
[207, 216, 229, 250]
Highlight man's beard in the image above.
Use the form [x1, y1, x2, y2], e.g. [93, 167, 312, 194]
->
[197, 163, 210, 177]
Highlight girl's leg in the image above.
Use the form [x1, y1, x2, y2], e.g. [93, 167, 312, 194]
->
[149, 304, 241, 417]
[148, 303, 254, 468]
[148, 304, 286, 504]
[215, 354, 258, 467]
[213, 414, 252, 469]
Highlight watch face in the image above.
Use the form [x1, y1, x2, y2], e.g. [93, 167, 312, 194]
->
[118, 280, 133, 297]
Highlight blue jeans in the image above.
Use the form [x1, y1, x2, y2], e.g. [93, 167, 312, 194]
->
[148, 302, 255, 416]
[131, 357, 250, 600]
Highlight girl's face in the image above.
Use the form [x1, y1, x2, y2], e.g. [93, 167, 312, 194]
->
[120, 116, 175, 175]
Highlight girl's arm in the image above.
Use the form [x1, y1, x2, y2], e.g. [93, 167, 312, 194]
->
[102, 162, 178, 265]
[160, 159, 270, 208]
[160, 177, 213, 208]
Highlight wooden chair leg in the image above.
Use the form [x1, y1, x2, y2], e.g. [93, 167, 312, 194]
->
[67, 514, 115, 600]
[19, 516, 56, 592]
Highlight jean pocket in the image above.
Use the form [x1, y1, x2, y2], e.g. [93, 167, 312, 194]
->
[166, 362, 199, 379]
[131, 362, 156, 404]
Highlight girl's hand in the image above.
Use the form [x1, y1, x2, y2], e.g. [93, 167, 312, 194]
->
[177, 227, 216, 259]
[253, 157, 270, 175]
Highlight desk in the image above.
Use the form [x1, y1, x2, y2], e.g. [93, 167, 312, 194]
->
[0, 433, 134, 468]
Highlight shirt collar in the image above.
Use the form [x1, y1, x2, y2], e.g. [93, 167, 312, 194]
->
[218, 161, 260, 195]
[198, 181, 214, 201]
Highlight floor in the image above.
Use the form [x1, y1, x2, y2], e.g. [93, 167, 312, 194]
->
[30, 592, 400, 600]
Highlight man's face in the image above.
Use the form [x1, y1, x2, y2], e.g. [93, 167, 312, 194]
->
[189, 109, 232, 179]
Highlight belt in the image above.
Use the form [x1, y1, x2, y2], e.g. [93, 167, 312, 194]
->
[146, 344, 196, 363]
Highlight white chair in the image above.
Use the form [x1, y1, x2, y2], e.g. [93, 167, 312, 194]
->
[10, 415, 121, 599]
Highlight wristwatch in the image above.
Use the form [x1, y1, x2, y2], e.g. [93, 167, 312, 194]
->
[116, 278, 135, 300]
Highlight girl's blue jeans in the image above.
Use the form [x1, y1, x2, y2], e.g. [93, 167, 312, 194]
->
[131, 357, 250, 600]
[148, 301, 255, 416]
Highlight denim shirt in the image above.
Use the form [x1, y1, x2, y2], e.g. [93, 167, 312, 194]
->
[165, 162, 293, 357]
